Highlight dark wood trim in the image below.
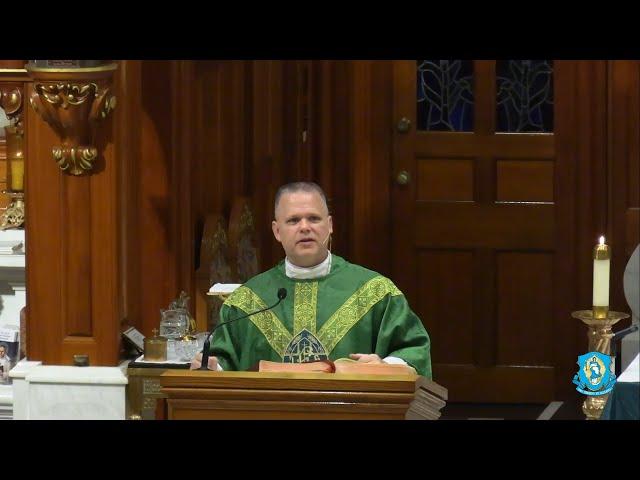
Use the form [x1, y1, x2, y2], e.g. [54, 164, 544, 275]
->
[326, 61, 352, 261]
[553, 60, 609, 398]
[391, 60, 417, 299]
[116, 61, 142, 334]
[608, 60, 639, 324]
[472, 248, 496, 367]
[349, 61, 393, 276]
[434, 364, 554, 403]
[25, 82, 63, 362]
[172, 61, 195, 307]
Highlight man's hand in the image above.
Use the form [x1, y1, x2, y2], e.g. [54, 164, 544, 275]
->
[349, 353, 384, 364]
[190, 351, 219, 370]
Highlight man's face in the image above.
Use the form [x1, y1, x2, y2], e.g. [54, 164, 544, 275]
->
[272, 191, 333, 268]
[0, 348, 5, 358]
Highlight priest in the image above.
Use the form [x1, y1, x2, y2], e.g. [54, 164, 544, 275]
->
[191, 182, 432, 377]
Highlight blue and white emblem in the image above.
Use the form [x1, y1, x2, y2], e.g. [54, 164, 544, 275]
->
[572, 351, 616, 396]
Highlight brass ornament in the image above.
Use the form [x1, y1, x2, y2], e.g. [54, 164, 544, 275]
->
[0, 85, 22, 119]
[52, 146, 97, 174]
[35, 82, 97, 108]
[0, 192, 25, 230]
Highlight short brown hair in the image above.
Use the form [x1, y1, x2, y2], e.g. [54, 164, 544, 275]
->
[274, 182, 329, 217]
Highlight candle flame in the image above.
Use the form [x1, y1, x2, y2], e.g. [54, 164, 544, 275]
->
[599, 236, 605, 245]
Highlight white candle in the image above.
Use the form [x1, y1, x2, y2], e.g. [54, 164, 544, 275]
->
[593, 236, 610, 308]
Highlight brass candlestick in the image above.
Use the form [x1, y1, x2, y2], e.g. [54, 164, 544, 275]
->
[571, 309, 629, 420]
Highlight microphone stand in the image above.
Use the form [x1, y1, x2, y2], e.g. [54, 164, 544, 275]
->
[610, 324, 639, 361]
[199, 288, 287, 370]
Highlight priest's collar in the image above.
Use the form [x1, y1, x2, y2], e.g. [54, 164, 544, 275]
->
[285, 253, 332, 279]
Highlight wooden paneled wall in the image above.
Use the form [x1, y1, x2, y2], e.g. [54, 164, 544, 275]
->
[113, 61, 196, 342]
[188, 60, 391, 278]
[128, 59, 639, 404]
[122, 59, 393, 338]
[2, 59, 638, 400]
[3, 60, 392, 362]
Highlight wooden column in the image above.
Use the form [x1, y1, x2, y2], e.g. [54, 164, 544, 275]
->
[25, 63, 121, 365]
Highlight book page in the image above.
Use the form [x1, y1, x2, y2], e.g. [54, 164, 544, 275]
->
[333, 358, 417, 375]
[258, 360, 334, 373]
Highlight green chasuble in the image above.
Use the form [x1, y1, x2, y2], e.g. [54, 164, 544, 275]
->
[210, 254, 432, 378]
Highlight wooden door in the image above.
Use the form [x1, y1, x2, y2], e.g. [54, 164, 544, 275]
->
[391, 60, 559, 402]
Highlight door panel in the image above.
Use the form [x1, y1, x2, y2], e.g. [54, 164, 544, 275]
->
[392, 60, 557, 402]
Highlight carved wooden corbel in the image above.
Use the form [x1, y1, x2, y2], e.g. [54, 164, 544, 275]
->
[26, 62, 117, 176]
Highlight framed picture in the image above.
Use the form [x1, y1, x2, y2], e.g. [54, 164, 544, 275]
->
[0, 338, 17, 385]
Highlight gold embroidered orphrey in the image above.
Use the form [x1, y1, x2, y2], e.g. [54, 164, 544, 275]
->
[224, 276, 402, 362]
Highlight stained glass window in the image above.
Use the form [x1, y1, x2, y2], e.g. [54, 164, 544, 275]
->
[496, 60, 554, 132]
[417, 60, 474, 131]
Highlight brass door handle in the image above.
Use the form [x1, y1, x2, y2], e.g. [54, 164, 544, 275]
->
[396, 170, 410, 185]
[396, 117, 412, 133]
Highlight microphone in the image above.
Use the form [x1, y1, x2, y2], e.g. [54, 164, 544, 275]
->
[611, 324, 639, 359]
[613, 324, 639, 342]
[199, 288, 287, 370]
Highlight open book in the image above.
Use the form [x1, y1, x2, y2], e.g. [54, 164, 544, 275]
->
[258, 358, 417, 376]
